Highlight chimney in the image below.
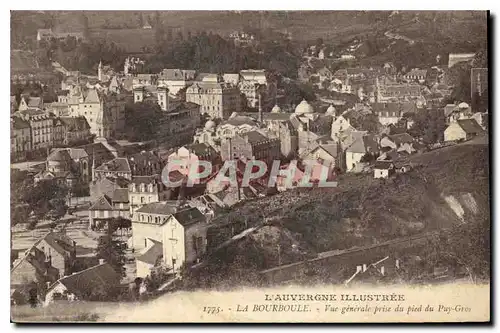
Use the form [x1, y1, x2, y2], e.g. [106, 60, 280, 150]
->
[99, 258, 105, 265]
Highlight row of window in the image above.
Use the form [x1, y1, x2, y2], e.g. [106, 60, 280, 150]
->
[130, 184, 156, 193]
[139, 214, 168, 224]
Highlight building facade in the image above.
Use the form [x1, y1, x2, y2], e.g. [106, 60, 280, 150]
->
[186, 76, 241, 119]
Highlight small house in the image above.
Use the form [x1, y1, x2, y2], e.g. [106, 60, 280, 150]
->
[444, 119, 484, 142]
[44, 262, 121, 305]
[373, 161, 395, 179]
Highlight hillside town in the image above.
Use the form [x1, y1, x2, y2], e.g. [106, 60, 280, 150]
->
[10, 11, 489, 319]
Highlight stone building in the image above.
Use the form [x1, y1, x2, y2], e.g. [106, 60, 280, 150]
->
[11, 116, 31, 162]
[15, 109, 54, 151]
[186, 75, 241, 119]
[66, 87, 126, 139]
[220, 130, 280, 163]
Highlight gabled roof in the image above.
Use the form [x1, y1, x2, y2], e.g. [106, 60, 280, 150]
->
[388, 133, 414, 146]
[172, 207, 205, 227]
[222, 116, 257, 127]
[128, 151, 162, 167]
[95, 158, 131, 173]
[67, 148, 88, 160]
[26, 96, 43, 108]
[371, 102, 417, 117]
[11, 247, 49, 280]
[130, 175, 161, 185]
[136, 202, 178, 216]
[39, 232, 75, 257]
[347, 135, 379, 154]
[317, 144, 339, 158]
[89, 195, 113, 211]
[112, 188, 129, 203]
[456, 119, 484, 134]
[51, 263, 120, 297]
[185, 143, 216, 157]
[83, 89, 101, 104]
[243, 131, 268, 144]
[80, 142, 115, 162]
[374, 160, 394, 170]
[47, 149, 73, 162]
[136, 239, 163, 265]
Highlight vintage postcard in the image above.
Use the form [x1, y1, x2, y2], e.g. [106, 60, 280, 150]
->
[10, 10, 490, 323]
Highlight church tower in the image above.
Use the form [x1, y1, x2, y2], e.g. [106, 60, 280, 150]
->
[98, 60, 103, 82]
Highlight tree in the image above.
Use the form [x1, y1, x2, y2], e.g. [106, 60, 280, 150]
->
[408, 108, 446, 144]
[124, 100, 163, 141]
[23, 179, 69, 223]
[96, 229, 126, 277]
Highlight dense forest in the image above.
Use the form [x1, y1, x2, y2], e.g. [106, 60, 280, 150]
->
[142, 28, 301, 78]
[36, 36, 127, 75]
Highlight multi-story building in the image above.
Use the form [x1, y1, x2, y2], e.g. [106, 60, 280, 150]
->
[94, 157, 132, 181]
[186, 75, 241, 119]
[220, 130, 280, 162]
[158, 69, 197, 95]
[375, 77, 424, 104]
[128, 151, 165, 177]
[128, 175, 171, 214]
[66, 87, 126, 139]
[88, 188, 131, 231]
[133, 85, 169, 111]
[155, 102, 201, 147]
[15, 109, 54, 151]
[11, 116, 31, 162]
[238, 70, 275, 109]
[403, 68, 428, 83]
[371, 102, 418, 126]
[131, 202, 208, 272]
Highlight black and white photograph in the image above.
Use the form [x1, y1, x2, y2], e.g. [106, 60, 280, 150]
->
[9, 10, 490, 323]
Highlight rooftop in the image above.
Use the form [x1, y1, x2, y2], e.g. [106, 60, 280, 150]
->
[136, 201, 179, 216]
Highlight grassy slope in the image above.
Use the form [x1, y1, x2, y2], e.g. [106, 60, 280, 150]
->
[211, 141, 489, 258]
[183, 143, 488, 289]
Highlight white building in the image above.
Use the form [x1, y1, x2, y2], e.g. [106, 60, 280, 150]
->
[131, 202, 208, 274]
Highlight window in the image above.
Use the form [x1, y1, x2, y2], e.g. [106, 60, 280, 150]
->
[141, 196, 145, 203]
